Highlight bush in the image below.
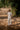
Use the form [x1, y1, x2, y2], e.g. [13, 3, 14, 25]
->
[0, 2, 3, 8]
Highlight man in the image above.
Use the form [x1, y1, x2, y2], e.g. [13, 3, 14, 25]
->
[7, 9, 12, 25]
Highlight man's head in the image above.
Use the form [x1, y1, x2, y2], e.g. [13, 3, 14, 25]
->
[8, 9, 11, 12]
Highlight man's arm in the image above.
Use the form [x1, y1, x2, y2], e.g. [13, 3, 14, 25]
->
[11, 13, 13, 17]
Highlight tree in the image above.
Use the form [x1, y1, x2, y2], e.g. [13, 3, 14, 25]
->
[15, 0, 20, 17]
[0, 0, 3, 11]
[1, 0, 5, 7]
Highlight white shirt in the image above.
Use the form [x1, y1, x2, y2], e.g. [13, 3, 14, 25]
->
[8, 12, 12, 18]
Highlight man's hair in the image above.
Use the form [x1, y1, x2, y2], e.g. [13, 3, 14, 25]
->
[8, 9, 11, 12]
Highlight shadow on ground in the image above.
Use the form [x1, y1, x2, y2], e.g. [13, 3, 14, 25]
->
[0, 25, 7, 30]
[0, 25, 20, 30]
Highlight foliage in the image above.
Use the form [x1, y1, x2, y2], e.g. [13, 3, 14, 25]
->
[0, 1, 3, 8]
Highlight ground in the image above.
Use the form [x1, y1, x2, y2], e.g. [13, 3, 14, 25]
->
[0, 17, 20, 30]
[0, 25, 20, 30]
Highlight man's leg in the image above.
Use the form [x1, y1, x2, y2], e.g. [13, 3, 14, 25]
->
[10, 18, 12, 25]
[8, 18, 10, 25]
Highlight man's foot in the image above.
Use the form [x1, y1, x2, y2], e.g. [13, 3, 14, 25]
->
[8, 24, 10, 25]
[8, 24, 11, 25]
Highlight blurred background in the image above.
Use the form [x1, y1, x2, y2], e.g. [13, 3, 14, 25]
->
[0, 0, 20, 16]
[0, 0, 20, 30]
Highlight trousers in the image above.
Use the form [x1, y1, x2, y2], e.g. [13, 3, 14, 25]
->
[8, 17, 11, 25]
